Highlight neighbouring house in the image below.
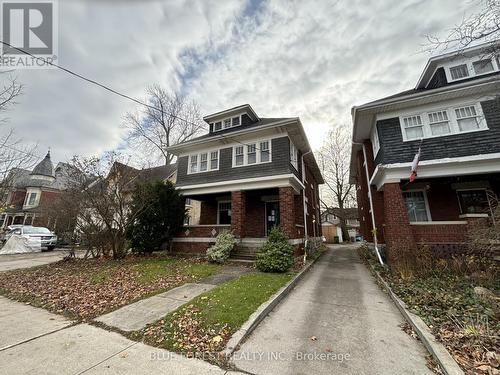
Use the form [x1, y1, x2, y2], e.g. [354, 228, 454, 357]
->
[167, 104, 324, 259]
[321, 207, 360, 243]
[350, 41, 500, 260]
[0, 151, 78, 229]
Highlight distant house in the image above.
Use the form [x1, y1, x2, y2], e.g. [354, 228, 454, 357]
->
[167, 104, 324, 259]
[0, 151, 77, 229]
[321, 208, 360, 243]
[350, 41, 500, 258]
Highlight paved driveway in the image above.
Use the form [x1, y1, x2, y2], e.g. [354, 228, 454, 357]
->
[0, 250, 70, 272]
[232, 244, 433, 375]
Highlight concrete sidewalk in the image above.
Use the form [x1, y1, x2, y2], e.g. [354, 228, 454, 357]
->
[0, 297, 238, 374]
[232, 244, 433, 375]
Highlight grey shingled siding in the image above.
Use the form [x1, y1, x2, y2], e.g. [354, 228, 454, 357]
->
[176, 136, 295, 186]
[374, 98, 500, 165]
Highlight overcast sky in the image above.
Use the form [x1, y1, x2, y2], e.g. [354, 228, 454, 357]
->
[5, 0, 478, 166]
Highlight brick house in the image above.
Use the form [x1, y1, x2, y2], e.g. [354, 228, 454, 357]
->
[0, 151, 73, 229]
[167, 104, 324, 259]
[349, 42, 500, 260]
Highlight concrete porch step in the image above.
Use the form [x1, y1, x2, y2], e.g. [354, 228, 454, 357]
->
[230, 246, 259, 261]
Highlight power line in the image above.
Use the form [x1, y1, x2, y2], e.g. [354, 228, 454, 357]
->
[0, 40, 269, 152]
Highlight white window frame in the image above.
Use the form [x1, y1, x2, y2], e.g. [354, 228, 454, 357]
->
[399, 102, 488, 142]
[187, 149, 220, 174]
[210, 115, 242, 133]
[23, 188, 41, 209]
[371, 126, 380, 156]
[403, 189, 432, 223]
[455, 188, 489, 215]
[232, 138, 272, 167]
[217, 200, 231, 224]
[289, 139, 298, 170]
[446, 57, 500, 83]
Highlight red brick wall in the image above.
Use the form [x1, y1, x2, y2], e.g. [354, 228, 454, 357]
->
[10, 190, 26, 207]
[383, 183, 416, 261]
[231, 191, 246, 238]
[199, 200, 218, 225]
[279, 186, 297, 238]
[170, 241, 212, 255]
[38, 191, 60, 206]
[411, 224, 468, 243]
[174, 225, 230, 238]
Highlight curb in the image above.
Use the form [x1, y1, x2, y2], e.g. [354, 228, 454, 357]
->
[367, 263, 464, 375]
[222, 249, 327, 357]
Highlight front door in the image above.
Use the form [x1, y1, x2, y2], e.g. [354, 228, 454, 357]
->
[265, 201, 280, 236]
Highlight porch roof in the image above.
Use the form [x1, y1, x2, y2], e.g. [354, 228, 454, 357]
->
[370, 152, 500, 190]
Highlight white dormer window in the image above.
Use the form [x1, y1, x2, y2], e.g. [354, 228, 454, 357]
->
[473, 59, 494, 75]
[210, 115, 242, 132]
[449, 64, 469, 80]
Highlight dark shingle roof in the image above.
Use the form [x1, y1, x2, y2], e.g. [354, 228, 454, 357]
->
[30, 151, 54, 178]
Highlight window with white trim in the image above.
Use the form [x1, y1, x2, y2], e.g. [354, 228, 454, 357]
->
[232, 139, 272, 167]
[449, 64, 469, 80]
[210, 115, 242, 132]
[403, 191, 430, 222]
[428, 110, 451, 136]
[400, 102, 487, 141]
[188, 150, 219, 174]
[235, 146, 244, 166]
[473, 59, 494, 75]
[290, 140, 298, 170]
[402, 115, 424, 140]
[260, 141, 270, 162]
[371, 126, 380, 156]
[455, 106, 480, 132]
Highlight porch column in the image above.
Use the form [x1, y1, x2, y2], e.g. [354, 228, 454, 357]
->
[383, 183, 416, 262]
[231, 191, 246, 238]
[279, 186, 296, 238]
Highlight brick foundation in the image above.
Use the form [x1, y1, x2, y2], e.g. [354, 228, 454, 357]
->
[411, 223, 468, 243]
[170, 241, 213, 255]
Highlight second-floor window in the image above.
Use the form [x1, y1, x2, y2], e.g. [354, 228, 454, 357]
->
[188, 150, 219, 174]
[290, 140, 298, 170]
[24, 192, 38, 207]
[400, 102, 486, 141]
[232, 139, 272, 167]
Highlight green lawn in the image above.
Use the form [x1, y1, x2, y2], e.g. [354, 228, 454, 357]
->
[141, 271, 295, 355]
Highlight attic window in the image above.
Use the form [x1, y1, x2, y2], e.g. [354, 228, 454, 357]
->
[213, 121, 222, 131]
[210, 115, 242, 132]
[473, 59, 494, 75]
[449, 64, 469, 80]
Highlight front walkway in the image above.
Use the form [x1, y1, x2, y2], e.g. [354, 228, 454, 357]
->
[232, 244, 433, 374]
[0, 296, 239, 375]
[0, 249, 76, 271]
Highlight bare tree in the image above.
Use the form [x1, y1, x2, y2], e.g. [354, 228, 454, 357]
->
[0, 75, 37, 211]
[48, 153, 151, 259]
[426, 0, 500, 57]
[125, 85, 205, 165]
[318, 125, 355, 241]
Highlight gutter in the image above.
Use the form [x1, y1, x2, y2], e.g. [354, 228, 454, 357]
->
[301, 150, 312, 263]
[353, 141, 384, 265]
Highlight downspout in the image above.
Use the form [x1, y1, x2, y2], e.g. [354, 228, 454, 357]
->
[353, 141, 384, 265]
[301, 150, 312, 263]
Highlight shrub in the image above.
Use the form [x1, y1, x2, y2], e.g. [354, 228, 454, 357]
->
[256, 227, 294, 272]
[206, 230, 237, 263]
[127, 180, 186, 253]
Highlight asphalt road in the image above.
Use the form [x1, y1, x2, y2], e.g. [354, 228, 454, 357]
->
[232, 244, 433, 375]
[0, 249, 71, 271]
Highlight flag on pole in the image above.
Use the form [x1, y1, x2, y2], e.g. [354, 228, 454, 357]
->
[409, 146, 421, 182]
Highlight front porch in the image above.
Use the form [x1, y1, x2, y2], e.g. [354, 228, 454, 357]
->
[172, 187, 308, 258]
[382, 173, 499, 257]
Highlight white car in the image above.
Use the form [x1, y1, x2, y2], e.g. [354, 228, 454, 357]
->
[4, 226, 57, 251]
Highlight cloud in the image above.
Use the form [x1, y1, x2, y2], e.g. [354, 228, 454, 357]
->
[3, 0, 479, 165]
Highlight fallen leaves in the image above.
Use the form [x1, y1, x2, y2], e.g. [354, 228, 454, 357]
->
[0, 256, 206, 319]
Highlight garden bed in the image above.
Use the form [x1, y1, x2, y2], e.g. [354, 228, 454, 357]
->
[359, 246, 499, 375]
[0, 254, 221, 319]
[136, 271, 295, 365]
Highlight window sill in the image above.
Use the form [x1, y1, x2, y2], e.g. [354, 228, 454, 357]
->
[232, 160, 272, 168]
[187, 168, 219, 175]
[459, 213, 489, 218]
[402, 127, 489, 142]
[409, 221, 468, 225]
